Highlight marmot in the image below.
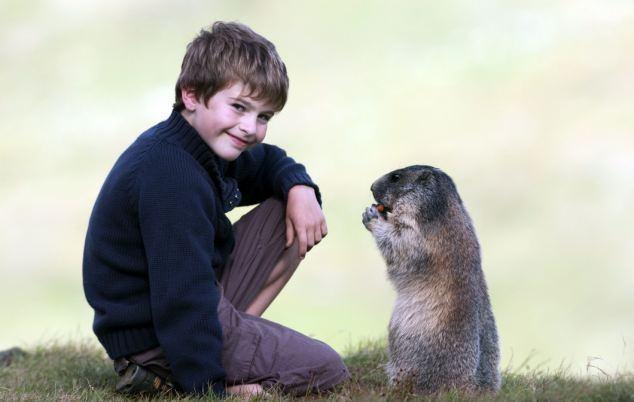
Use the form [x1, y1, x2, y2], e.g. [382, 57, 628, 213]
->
[362, 165, 500, 393]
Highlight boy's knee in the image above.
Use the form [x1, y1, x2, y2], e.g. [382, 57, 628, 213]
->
[233, 198, 286, 242]
[260, 197, 284, 210]
[250, 197, 285, 228]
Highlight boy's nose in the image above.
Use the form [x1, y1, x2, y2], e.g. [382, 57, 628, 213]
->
[239, 116, 257, 135]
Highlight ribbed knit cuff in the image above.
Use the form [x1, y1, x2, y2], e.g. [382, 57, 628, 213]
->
[276, 165, 322, 206]
[98, 326, 159, 359]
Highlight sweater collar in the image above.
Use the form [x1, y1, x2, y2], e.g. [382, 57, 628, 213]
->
[159, 110, 242, 212]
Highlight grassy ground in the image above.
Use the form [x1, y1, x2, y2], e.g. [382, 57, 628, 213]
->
[1, 341, 633, 401]
[3, 0, 634, 373]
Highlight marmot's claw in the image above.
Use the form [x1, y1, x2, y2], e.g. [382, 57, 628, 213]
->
[362, 205, 380, 228]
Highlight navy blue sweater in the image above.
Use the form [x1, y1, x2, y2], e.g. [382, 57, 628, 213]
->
[82, 110, 319, 394]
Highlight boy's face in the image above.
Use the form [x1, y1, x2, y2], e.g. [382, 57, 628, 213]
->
[180, 81, 275, 161]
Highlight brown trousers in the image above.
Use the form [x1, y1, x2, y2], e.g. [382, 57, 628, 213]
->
[115, 198, 350, 394]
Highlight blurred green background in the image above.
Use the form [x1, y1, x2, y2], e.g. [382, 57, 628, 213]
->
[1, 0, 633, 377]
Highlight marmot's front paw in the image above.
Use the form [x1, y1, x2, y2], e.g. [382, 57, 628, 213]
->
[362, 204, 380, 231]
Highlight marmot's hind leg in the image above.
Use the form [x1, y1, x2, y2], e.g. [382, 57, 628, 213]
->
[411, 340, 480, 393]
[475, 318, 501, 391]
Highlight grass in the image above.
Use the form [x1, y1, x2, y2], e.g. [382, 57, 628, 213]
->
[1, 340, 633, 401]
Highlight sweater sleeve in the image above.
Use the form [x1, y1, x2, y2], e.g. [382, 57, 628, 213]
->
[136, 142, 226, 396]
[227, 143, 322, 206]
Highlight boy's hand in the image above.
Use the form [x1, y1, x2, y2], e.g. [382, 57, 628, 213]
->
[226, 383, 264, 397]
[285, 185, 327, 258]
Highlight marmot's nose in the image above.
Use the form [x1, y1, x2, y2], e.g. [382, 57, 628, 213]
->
[370, 182, 379, 197]
[370, 182, 381, 201]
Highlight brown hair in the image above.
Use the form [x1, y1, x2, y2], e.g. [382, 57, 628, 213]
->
[173, 21, 289, 112]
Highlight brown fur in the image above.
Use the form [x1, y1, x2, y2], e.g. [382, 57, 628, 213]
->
[362, 165, 500, 393]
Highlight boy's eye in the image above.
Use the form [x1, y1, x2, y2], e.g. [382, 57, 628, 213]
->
[258, 114, 273, 123]
[232, 103, 246, 112]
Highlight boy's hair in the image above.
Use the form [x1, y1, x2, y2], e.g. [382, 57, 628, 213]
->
[174, 21, 289, 112]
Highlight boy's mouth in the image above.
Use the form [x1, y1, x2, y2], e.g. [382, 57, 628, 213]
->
[227, 132, 250, 148]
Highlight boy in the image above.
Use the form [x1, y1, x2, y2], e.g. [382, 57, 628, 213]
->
[83, 21, 349, 396]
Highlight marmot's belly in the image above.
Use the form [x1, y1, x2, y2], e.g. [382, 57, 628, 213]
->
[389, 292, 447, 336]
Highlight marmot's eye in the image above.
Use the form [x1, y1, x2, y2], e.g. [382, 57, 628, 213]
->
[389, 173, 401, 183]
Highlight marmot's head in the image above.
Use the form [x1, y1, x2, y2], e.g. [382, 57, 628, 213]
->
[371, 165, 461, 223]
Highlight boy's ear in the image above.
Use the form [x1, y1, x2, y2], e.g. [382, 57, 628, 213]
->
[181, 88, 200, 111]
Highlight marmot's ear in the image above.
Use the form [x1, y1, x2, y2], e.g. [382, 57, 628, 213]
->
[416, 171, 433, 185]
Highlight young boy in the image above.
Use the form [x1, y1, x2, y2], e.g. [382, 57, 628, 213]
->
[82, 21, 349, 396]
